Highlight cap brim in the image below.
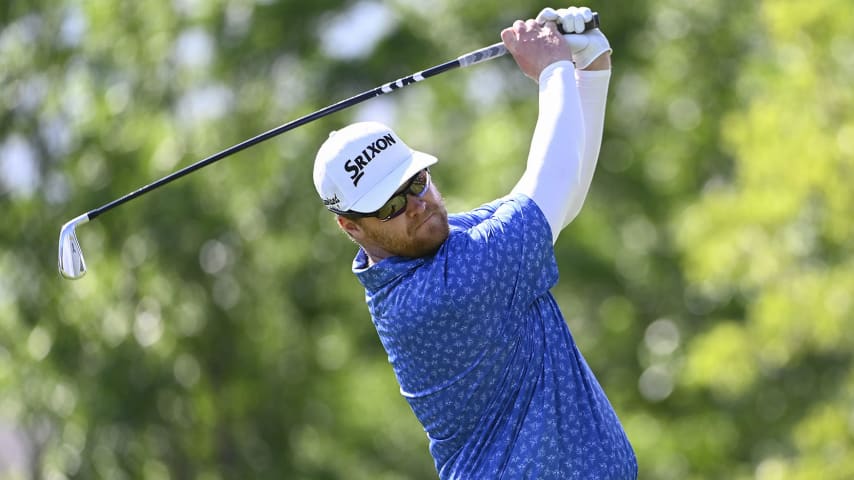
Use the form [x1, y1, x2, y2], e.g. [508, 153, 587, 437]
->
[348, 150, 438, 213]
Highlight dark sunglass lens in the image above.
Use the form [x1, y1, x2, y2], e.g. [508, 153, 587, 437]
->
[375, 170, 429, 221]
[409, 170, 428, 194]
[410, 182, 425, 195]
[378, 195, 407, 220]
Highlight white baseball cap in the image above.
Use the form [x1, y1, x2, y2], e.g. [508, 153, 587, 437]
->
[313, 121, 437, 214]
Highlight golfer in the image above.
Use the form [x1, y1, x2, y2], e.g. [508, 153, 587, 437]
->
[313, 6, 636, 479]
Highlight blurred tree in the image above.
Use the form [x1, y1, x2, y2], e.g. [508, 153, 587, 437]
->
[673, 0, 854, 478]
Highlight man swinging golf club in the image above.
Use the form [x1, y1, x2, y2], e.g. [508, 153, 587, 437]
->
[313, 6, 637, 479]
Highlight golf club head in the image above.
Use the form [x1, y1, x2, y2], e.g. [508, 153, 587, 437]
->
[58, 214, 89, 279]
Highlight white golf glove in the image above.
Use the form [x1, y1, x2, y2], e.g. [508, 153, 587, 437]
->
[536, 6, 611, 69]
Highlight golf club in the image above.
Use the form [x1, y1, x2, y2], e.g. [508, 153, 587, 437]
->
[58, 14, 599, 279]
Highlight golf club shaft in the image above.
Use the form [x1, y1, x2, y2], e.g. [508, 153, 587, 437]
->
[87, 59, 465, 221]
[80, 15, 599, 222]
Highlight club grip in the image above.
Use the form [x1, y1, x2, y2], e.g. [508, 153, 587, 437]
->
[557, 12, 600, 34]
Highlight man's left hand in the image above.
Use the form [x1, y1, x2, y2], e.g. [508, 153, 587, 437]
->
[536, 6, 612, 69]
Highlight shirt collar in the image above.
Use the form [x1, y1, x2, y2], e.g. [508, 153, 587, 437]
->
[352, 248, 426, 291]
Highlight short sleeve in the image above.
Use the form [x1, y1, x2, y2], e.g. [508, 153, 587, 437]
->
[446, 200, 501, 230]
[440, 194, 559, 315]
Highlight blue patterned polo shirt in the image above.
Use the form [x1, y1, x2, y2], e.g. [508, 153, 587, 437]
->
[353, 194, 637, 479]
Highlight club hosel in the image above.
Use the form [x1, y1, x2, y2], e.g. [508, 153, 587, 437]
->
[61, 213, 90, 232]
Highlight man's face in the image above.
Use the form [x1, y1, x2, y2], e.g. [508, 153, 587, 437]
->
[339, 175, 450, 262]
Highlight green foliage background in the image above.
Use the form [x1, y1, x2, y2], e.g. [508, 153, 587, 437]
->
[1, 0, 852, 478]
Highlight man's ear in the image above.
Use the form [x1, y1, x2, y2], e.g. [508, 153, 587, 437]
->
[336, 215, 362, 238]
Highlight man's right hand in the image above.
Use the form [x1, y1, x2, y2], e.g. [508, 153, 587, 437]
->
[500, 19, 574, 82]
[536, 6, 612, 70]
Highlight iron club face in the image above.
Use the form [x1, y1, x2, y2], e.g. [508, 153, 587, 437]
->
[58, 214, 89, 279]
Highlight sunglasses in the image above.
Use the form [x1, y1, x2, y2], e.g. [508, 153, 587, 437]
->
[345, 169, 430, 221]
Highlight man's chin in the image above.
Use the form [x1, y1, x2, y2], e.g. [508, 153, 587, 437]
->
[408, 241, 444, 259]
[407, 219, 449, 258]
[419, 222, 450, 257]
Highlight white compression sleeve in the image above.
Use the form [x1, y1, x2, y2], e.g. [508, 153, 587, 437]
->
[562, 69, 611, 229]
[510, 60, 584, 243]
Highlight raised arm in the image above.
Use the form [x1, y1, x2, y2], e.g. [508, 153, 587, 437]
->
[504, 7, 611, 244]
[562, 55, 611, 229]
